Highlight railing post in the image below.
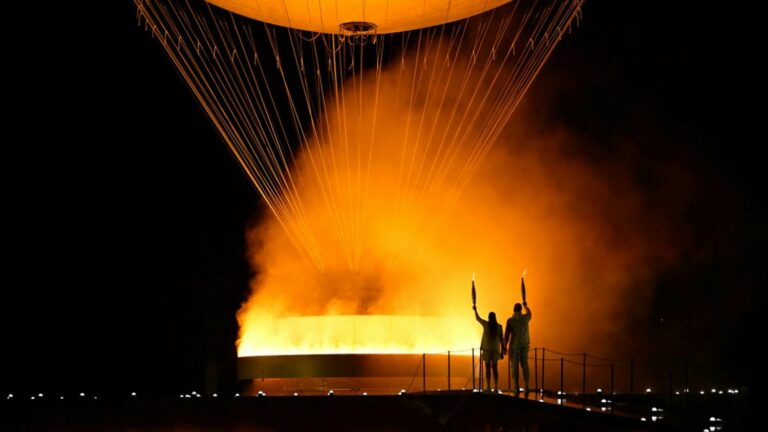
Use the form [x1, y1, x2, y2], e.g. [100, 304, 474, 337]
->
[684, 360, 689, 413]
[447, 350, 451, 392]
[472, 348, 476, 390]
[629, 357, 635, 416]
[610, 363, 615, 414]
[422, 353, 426, 392]
[582, 353, 587, 409]
[560, 357, 564, 404]
[534, 347, 538, 391]
[542, 348, 546, 396]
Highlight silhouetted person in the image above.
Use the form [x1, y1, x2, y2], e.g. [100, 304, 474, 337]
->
[473, 305, 504, 392]
[505, 300, 532, 398]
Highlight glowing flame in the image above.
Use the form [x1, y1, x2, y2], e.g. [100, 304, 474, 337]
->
[238, 315, 477, 356]
[236, 25, 680, 358]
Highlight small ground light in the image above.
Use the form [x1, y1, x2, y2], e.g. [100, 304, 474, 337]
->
[38, 393, 43, 398]
[235, 393, 240, 397]
[641, 417, 646, 421]
[257, 391, 265, 397]
[30, 396, 35, 400]
[399, 389, 406, 395]
[596, 388, 602, 393]
[212, 393, 218, 397]
[7, 394, 13, 399]
[651, 416, 657, 422]
[675, 391, 680, 395]
[131, 392, 136, 397]
[363, 392, 368, 396]
[645, 388, 652, 393]
[585, 408, 591, 411]
[293, 392, 298, 396]
[327, 390, 334, 396]
[60, 396, 64, 400]
[80, 393, 85, 397]
[699, 391, 705, 395]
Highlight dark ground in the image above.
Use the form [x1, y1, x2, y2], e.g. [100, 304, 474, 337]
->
[1, 392, 711, 432]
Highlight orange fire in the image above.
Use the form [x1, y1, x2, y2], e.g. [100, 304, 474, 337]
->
[238, 315, 478, 356]
[237, 41, 678, 359]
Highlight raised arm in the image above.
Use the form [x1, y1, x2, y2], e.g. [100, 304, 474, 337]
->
[473, 305, 482, 323]
[524, 304, 532, 320]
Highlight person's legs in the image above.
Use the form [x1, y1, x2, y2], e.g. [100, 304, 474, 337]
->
[520, 345, 530, 398]
[484, 361, 492, 391]
[491, 361, 499, 391]
[512, 347, 521, 396]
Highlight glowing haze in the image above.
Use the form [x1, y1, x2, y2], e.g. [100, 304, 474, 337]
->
[237, 42, 679, 358]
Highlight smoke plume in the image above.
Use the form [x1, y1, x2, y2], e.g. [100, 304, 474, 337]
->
[237, 36, 681, 358]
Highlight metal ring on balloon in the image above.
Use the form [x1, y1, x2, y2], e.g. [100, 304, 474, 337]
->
[338, 21, 378, 45]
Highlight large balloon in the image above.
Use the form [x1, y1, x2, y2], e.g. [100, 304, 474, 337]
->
[135, 0, 583, 269]
[207, 0, 512, 34]
[136, 0, 583, 357]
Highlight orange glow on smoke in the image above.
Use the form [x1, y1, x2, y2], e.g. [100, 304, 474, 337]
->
[237, 43, 678, 358]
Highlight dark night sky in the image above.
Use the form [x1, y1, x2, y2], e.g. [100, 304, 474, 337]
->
[1, 1, 763, 396]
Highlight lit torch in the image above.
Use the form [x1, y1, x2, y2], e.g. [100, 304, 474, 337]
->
[471, 272, 476, 308]
[521, 268, 528, 305]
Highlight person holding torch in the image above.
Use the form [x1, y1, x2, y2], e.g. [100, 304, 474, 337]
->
[472, 274, 504, 392]
[505, 271, 533, 398]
